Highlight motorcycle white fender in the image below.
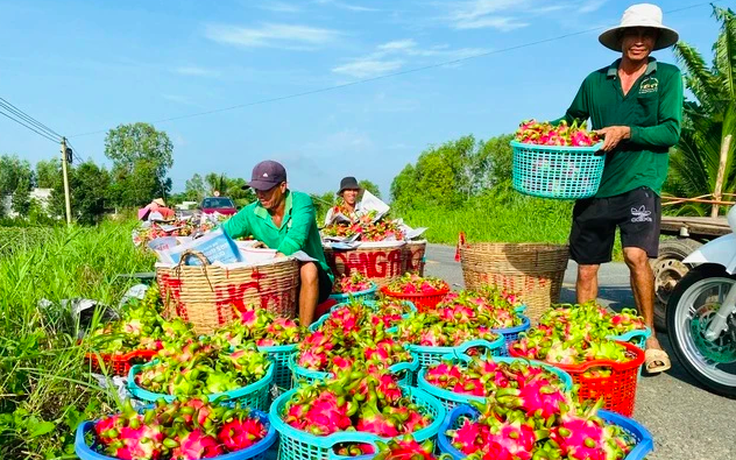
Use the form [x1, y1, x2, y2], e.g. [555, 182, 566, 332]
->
[683, 233, 736, 275]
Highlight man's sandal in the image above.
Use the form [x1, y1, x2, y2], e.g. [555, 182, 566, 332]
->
[644, 348, 671, 374]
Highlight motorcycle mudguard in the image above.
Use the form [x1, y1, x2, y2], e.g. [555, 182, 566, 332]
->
[683, 233, 736, 275]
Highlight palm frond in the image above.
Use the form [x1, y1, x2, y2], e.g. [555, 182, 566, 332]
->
[674, 42, 722, 110]
[712, 6, 736, 104]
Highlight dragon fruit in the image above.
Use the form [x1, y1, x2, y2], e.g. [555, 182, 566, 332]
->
[385, 273, 449, 294]
[515, 119, 600, 147]
[217, 417, 267, 451]
[170, 429, 223, 459]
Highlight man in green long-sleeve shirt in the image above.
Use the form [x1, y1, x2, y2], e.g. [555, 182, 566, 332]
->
[558, 4, 682, 374]
[222, 160, 333, 325]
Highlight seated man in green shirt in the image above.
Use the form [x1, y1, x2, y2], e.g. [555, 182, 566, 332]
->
[557, 4, 682, 374]
[221, 160, 334, 325]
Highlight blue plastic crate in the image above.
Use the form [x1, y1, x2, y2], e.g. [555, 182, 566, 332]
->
[416, 354, 573, 411]
[491, 314, 532, 356]
[437, 405, 653, 460]
[270, 385, 445, 460]
[75, 408, 277, 460]
[511, 140, 605, 200]
[127, 361, 274, 411]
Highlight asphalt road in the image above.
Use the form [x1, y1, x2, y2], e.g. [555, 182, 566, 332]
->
[424, 244, 736, 460]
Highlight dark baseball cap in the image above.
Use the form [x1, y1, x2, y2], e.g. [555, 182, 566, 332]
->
[242, 160, 287, 191]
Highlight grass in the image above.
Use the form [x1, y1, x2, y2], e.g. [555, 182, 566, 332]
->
[0, 220, 155, 459]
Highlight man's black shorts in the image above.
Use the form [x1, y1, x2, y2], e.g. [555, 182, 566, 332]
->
[569, 186, 661, 265]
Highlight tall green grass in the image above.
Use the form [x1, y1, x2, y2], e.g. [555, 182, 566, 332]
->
[0, 221, 155, 459]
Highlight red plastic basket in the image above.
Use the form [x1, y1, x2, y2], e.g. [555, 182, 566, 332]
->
[509, 341, 645, 417]
[84, 349, 158, 376]
[379, 285, 450, 312]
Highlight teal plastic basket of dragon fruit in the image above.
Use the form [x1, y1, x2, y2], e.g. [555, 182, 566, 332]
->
[74, 408, 277, 460]
[127, 361, 275, 411]
[491, 314, 532, 356]
[329, 283, 378, 303]
[258, 343, 297, 391]
[437, 405, 653, 460]
[270, 386, 445, 460]
[408, 336, 506, 370]
[309, 300, 416, 333]
[416, 354, 573, 411]
[608, 327, 651, 351]
[288, 353, 418, 388]
[511, 140, 605, 200]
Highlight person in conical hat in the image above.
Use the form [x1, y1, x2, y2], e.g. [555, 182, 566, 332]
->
[556, 4, 682, 374]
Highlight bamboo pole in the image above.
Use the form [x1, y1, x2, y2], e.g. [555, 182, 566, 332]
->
[712, 134, 733, 218]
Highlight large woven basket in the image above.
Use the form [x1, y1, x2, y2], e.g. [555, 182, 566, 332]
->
[402, 240, 427, 276]
[323, 242, 409, 286]
[156, 250, 300, 334]
[459, 242, 569, 323]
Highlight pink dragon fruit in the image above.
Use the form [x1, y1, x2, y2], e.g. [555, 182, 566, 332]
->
[171, 429, 223, 459]
[356, 408, 400, 437]
[107, 421, 165, 460]
[496, 377, 570, 418]
[487, 420, 537, 460]
[217, 417, 267, 451]
[451, 419, 482, 454]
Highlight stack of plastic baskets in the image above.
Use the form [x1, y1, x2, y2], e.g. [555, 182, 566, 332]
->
[258, 343, 298, 391]
[511, 140, 605, 199]
[127, 361, 275, 411]
[75, 408, 277, 460]
[270, 386, 445, 460]
[437, 405, 653, 460]
[416, 354, 573, 411]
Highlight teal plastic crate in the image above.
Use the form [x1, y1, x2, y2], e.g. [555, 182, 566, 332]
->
[288, 353, 418, 387]
[328, 284, 378, 303]
[75, 408, 276, 460]
[127, 361, 274, 411]
[416, 354, 573, 411]
[408, 336, 506, 370]
[511, 140, 605, 199]
[270, 385, 445, 460]
[259, 343, 297, 391]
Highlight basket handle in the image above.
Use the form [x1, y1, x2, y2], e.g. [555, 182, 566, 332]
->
[326, 436, 380, 460]
[454, 338, 502, 357]
[177, 249, 211, 267]
[454, 232, 467, 262]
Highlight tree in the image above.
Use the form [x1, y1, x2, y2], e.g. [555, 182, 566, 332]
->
[35, 159, 59, 189]
[666, 6, 736, 214]
[71, 162, 111, 224]
[184, 173, 206, 202]
[0, 154, 34, 217]
[104, 123, 174, 207]
[358, 180, 381, 199]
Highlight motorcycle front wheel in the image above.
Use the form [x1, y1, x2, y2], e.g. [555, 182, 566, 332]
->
[667, 264, 736, 398]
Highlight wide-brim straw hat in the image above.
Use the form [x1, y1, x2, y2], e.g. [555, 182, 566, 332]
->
[599, 3, 679, 51]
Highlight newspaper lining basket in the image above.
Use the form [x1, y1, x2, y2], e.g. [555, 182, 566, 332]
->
[511, 140, 605, 199]
[156, 250, 300, 334]
[509, 340, 646, 417]
[459, 242, 569, 323]
[437, 405, 653, 460]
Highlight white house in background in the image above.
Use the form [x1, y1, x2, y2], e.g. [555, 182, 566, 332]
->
[1, 188, 53, 217]
[176, 201, 198, 211]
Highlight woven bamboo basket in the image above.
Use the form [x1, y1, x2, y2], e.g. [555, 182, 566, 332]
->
[459, 242, 569, 323]
[323, 242, 409, 286]
[156, 250, 300, 334]
[402, 240, 427, 276]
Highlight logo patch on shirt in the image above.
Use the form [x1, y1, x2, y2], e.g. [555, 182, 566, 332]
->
[639, 77, 659, 95]
[631, 205, 653, 223]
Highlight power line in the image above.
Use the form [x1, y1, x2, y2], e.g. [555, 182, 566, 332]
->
[0, 106, 60, 143]
[68, 0, 722, 138]
[0, 97, 62, 140]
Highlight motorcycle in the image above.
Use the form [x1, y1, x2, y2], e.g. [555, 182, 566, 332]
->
[667, 206, 736, 397]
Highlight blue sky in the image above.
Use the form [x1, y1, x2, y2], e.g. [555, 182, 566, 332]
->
[0, 0, 728, 197]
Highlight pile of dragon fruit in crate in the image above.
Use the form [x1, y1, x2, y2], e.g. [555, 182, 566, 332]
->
[79, 273, 651, 460]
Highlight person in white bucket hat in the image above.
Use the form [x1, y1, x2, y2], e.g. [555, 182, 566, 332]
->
[556, 3, 683, 374]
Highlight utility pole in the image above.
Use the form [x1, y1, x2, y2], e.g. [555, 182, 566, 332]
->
[61, 137, 72, 225]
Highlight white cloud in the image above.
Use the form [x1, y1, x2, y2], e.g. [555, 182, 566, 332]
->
[454, 16, 528, 31]
[332, 59, 404, 78]
[313, 0, 380, 12]
[580, 0, 607, 13]
[173, 66, 221, 77]
[378, 39, 417, 52]
[259, 2, 301, 13]
[204, 23, 342, 49]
